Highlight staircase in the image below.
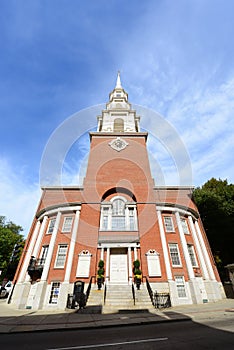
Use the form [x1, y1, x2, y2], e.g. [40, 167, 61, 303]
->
[86, 282, 154, 314]
[84, 286, 104, 313]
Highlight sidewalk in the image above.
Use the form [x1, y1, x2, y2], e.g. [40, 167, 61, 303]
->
[0, 299, 233, 334]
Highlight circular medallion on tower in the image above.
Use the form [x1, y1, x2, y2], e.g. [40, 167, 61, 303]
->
[109, 137, 129, 152]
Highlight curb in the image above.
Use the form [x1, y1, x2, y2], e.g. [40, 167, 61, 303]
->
[0, 315, 191, 334]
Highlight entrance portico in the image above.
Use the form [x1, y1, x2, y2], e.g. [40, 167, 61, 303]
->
[98, 243, 139, 285]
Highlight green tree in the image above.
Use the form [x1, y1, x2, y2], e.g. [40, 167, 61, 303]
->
[0, 216, 25, 282]
[193, 178, 234, 281]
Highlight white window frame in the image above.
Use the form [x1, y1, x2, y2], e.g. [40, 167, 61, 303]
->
[100, 196, 138, 231]
[62, 216, 73, 232]
[39, 245, 49, 265]
[181, 218, 189, 234]
[54, 244, 68, 268]
[175, 276, 187, 298]
[164, 216, 175, 232]
[187, 244, 198, 267]
[169, 243, 182, 267]
[49, 282, 60, 304]
[47, 218, 56, 234]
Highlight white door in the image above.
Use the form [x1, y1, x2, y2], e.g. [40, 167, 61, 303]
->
[110, 253, 128, 283]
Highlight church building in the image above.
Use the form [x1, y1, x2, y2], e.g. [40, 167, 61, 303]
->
[11, 74, 225, 311]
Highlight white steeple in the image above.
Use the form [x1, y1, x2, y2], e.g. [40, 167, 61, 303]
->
[97, 73, 140, 133]
[115, 71, 122, 89]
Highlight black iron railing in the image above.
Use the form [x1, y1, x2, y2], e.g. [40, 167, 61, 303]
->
[154, 292, 171, 309]
[132, 283, 135, 305]
[27, 257, 45, 279]
[86, 276, 94, 303]
[104, 283, 107, 305]
[145, 277, 154, 305]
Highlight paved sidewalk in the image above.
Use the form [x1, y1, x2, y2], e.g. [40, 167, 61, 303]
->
[0, 299, 233, 334]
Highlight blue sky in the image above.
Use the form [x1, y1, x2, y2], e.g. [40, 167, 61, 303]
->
[0, 0, 234, 235]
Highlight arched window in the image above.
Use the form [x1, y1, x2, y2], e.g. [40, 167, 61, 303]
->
[100, 196, 137, 231]
[112, 198, 125, 230]
[114, 118, 124, 132]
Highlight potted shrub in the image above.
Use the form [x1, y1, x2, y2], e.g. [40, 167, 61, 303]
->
[97, 259, 105, 290]
[133, 260, 142, 290]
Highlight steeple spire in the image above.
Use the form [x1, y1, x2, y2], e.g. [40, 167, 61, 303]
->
[115, 71, 122, 89]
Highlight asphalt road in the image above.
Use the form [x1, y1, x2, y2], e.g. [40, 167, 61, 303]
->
[1, 320, 234, 350]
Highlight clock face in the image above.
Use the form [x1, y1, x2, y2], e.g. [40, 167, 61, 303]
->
[109, 137, 128, 152]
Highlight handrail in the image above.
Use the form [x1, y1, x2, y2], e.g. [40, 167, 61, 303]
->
[104, 282, 107, 305]
[86, 275, 95, 302]
[145, 276, 154, 306]
[132, 283, 135, 305]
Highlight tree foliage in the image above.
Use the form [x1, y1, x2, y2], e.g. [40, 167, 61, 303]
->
[0, 216, 25, 281]
[193, 178, 234, 280]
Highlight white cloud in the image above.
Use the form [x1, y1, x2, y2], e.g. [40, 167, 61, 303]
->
[0, 158, 40, 236]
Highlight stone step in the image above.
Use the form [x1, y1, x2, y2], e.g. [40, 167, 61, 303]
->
[86, 283, 154, 312]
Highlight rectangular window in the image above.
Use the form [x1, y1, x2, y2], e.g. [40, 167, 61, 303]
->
[102, 207, 109, 230]
[49, 282, 60, 304]
[55, 245, 68, 268]
[39, 245, 49, 265]
[62, 217, 73, 232]
[112, 216, 125, 230]
[164, 216, 174, 232]
[47, 218, 56, 234]
[169, 243, 181, 266]
[181, 218, 189, 234]
[128, 208, 135, 230]
[175, 276, 187, 298]
[187, 244, 198, 267]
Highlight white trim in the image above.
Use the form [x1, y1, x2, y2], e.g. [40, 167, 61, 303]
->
[156, 205, 197, 220]
[187, 244, 198, 267]
[41, 212, 61, 281]
[38, 205, 81, 221]
[54, 244, 68, 269]
[128, 247, 133, 282]
[157, 210, 172, 280]
[32, 216, 48, 258]
[194, 221, 216, 281]
[18, 220, 41, 283]
[188, 216, 210, 280]
[175, 211, 195, 279]
[163, 216, 175, 232]
[168, 243, 182, 267]
[105, 248, 110, 282]
[98, 242, 139, 248]
[64, 210, 80, 282]
[61, 216, 73, 233]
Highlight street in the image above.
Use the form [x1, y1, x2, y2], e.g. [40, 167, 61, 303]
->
[1, 319, 234, 350]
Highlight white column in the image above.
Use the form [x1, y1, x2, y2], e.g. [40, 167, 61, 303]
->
[105, 248, 110, 283]
[157, 210, 173, 280]
[134, 247, 137, 261]
[25, 215, 49, 282]
[108, 208, 112, 230]
[195, 221, 216, 280]
[41, 212, 61, 281]
[188, 216, 209, 280]
[64, 210, 80, 282]
[175, 212, 195, 279]
[128, 247, 132, 283]
[18, 220, 41, 283]
[100, 248, 104, 261]
[32, 216, 48, 258]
